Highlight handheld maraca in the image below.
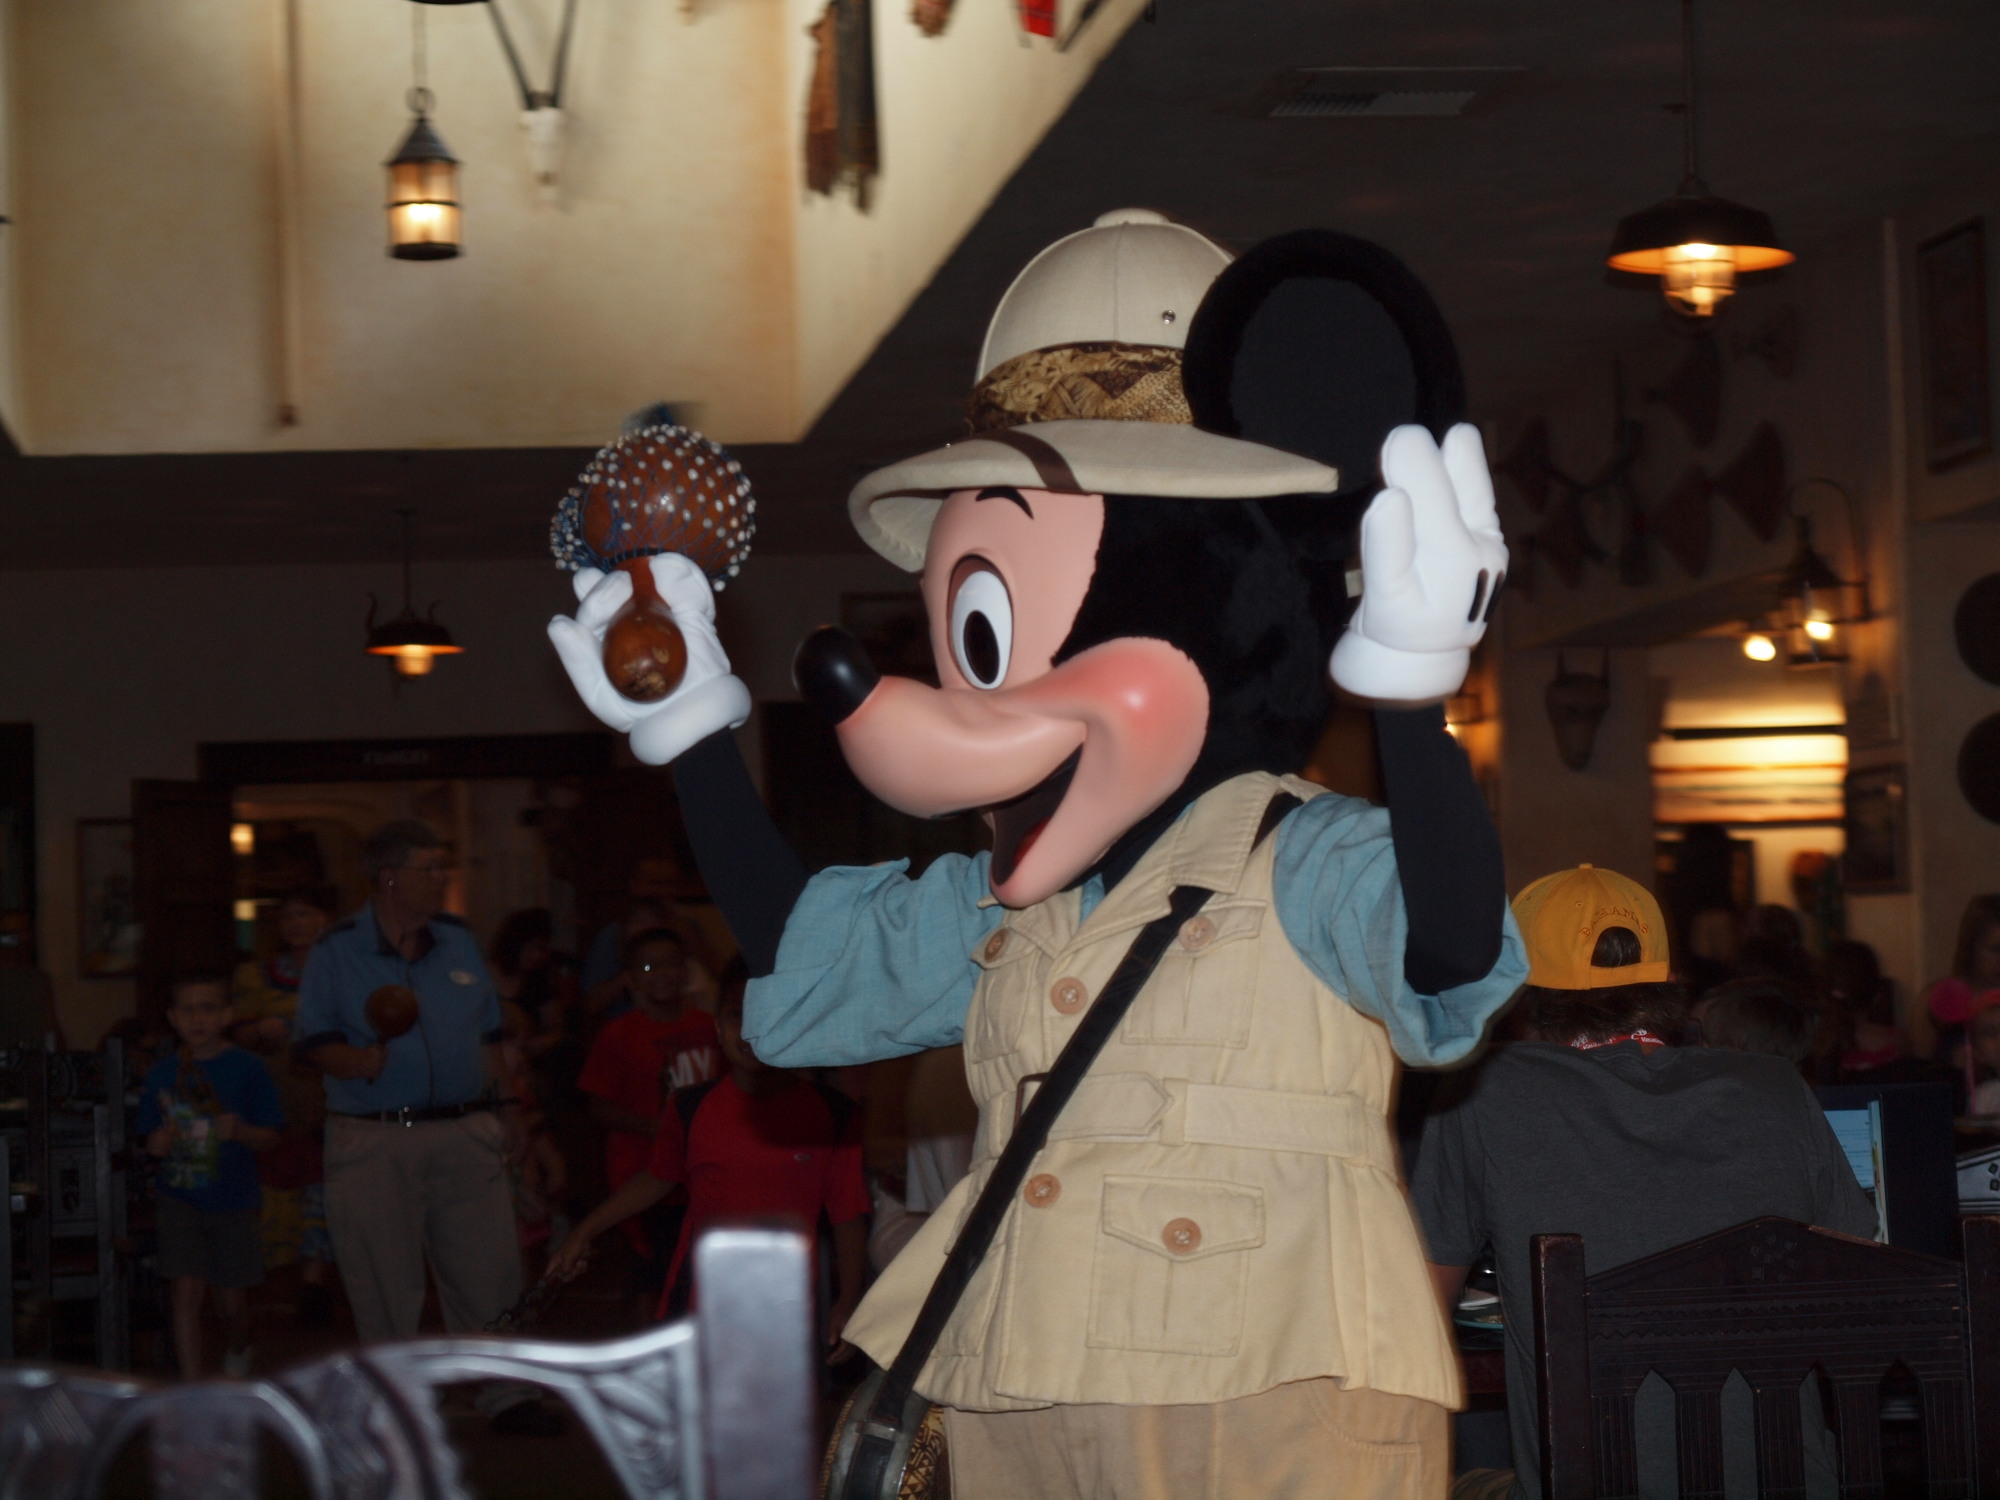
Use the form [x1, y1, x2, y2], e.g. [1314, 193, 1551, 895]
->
[365, 983, 421, 1042]
[550, 424, 757, 702]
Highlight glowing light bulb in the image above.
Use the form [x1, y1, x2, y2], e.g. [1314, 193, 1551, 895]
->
[1743, 633, 1777, 662]
[393, 647, 437, 678]
[230, 822, 256, 855]
[1661, 241, 1738, 317]
[1804, 617, 1835, 642]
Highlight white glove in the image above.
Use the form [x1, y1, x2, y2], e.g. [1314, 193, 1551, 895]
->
[1330, 422, 1508, 705]
[547, 553, 752, 766]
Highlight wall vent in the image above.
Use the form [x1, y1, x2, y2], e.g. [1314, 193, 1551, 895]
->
[1252, 68, 1525, 120]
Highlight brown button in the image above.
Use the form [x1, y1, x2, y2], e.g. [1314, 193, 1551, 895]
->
[1050, 977, 1088, 1014]
[1162, 1217, 1202, 1255]
[1024, 1173, 1061, 1208]
[1179, 915, 1217, 951]
[983, 930, 1009, 962]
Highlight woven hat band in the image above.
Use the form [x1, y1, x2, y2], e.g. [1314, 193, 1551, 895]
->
[966, 341, 1192, 435]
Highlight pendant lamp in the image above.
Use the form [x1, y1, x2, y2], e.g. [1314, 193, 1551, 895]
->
[1606, 0, 1792, 317]
[366, 508, 465, 679]
[387, 5, 462, 260]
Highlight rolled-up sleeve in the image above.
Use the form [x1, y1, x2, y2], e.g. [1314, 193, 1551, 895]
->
[1271, 794, 1527, 1067]
[744, 852, 1003, 1069]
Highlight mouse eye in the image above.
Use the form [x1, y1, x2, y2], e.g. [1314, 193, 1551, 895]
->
[948, 560, 1013, 689]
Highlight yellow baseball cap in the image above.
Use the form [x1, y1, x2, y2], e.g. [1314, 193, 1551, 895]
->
[1511, 864, 1672, 990]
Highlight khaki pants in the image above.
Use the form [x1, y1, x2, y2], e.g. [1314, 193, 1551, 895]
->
[323, 1111, 522, 1342]
[943, 1379, 1449, 1500]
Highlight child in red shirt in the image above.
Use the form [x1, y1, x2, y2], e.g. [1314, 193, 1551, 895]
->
[576, 927, 720, 1308]
[553, 974, 869, 1349]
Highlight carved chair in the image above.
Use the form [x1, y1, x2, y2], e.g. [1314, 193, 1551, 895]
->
[0, 1225, 815, 1500]
[1531, 1215, 2000, 1499]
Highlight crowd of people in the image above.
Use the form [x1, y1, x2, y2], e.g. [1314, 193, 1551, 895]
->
[107, 811, 2000, 1484]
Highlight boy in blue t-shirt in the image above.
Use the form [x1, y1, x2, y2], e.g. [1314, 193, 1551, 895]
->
[134, 973, 285, 1377]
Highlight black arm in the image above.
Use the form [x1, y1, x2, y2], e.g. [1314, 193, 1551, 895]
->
[1375, 704, 1506, 995]
[670, 731, 810, 977]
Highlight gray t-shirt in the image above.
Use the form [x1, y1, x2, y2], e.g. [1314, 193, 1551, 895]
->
[1410, 1041, 1877, 1499]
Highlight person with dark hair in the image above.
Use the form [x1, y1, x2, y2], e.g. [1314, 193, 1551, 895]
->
[1696, 975, 1821, 1066]
[1821, 939, 1904, 1075]
[1412, 865, 1874, 1500]
[576, 925, 719, 1316]
[1914, 893, 2000, 1068]
[294, 820, 557, 1436]
[1733, 903, 1818, 989]
[133, 972, 285, 1377]
[230, 888, 338, 1324]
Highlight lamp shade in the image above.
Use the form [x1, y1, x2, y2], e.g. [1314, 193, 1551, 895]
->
[366, 607, 464, 677]
[1607, 192, 1794, 317]
[386, 112, 461, 261]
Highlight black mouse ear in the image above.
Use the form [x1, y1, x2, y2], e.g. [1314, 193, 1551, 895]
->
[1182, 229, 1466, 491]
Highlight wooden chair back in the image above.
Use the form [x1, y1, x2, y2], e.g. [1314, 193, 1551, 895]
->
[0, 1225, 816, 1500]
[1532, 1215, 2000, 1499]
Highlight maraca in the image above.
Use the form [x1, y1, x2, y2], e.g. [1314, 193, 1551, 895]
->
[365, 983, 421, 1042]
[550, 424, 757, 702]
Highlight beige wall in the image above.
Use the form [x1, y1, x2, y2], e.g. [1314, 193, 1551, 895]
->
[785, 0, 1146, 415]
[5, 0, 1139, 456]
[0, 545, 905, 1045]
[0, 0, 22, 441]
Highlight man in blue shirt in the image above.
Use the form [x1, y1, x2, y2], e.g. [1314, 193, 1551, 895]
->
[296, 821, 533, 1396]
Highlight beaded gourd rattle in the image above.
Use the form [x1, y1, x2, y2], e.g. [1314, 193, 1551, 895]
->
[550, 424, 757, 702]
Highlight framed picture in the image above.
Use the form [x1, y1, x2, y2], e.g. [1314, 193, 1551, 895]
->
[1843, 765, 1908, 894]
[76, 818, 141, 978]
[1917, 219, 1991, 472]
[842, 592, 937, 685]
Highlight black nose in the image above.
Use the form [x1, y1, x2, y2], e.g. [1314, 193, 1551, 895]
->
[793, 626, 880, 724]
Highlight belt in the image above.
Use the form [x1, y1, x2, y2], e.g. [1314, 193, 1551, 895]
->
[981, 1073, 1394, 1170]
[333, 1100, 500, 1126]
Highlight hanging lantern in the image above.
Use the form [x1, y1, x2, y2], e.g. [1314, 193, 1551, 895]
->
[365, 509, 465, 680]
[1605, 0, 1792, 317]
[1778, 517, 1867, 668]
[387, 97, 461, 261]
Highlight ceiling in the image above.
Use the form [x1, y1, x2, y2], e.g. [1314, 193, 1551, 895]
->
[6, 0, 1996, 570]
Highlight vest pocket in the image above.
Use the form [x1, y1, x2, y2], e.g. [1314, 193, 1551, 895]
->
[1119, 903, 1263, 1048]
[964, 926, 1038, 1063]
[1086, 1175, 1265, 1357]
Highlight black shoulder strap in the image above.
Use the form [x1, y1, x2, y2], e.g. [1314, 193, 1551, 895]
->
[672, 1078, 723, 1136]
[849, 792, 1302, 1475]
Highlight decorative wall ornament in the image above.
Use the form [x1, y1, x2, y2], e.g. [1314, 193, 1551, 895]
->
[1954, 573, 2000, 685]
[1651, 464, 1714, 577]
[1709, 421, 1787, 542]
[805, 0, 879, 205]
[1646, 333, 1722, 448]
[1916, 219, 1991, 472]
[1961, 715, 2000, 825]
[1844, 764, 1909, 890]
[1731, 305, 1800, 379]
[1545, 653, 1613, 772]
[484, 0, 580, 198]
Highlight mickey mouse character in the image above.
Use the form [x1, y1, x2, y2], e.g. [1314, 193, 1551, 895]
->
[551, 209, 1527, 1500]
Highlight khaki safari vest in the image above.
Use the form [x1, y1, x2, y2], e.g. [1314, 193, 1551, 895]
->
[842, 772, 1463, 1413]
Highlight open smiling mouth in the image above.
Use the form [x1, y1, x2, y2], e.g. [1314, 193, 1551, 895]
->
[986, 749, 1082, 886]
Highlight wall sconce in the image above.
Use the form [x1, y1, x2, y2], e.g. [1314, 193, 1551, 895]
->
[1779, 479, 1873, 669]
[388, 6, 462, 260]
[1740, 625, 1778, 663]
[366, 508, 464, 681]
[1545, 653, 1612, 771]
[230, 822, 256, 856]
[1605, 0, 1792, 317]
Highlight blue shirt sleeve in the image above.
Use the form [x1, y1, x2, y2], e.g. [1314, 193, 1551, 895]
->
[743, 852, 1005, 1069]
[295, 936, 352, 1046]
[1271, 793, 1528, 1067]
